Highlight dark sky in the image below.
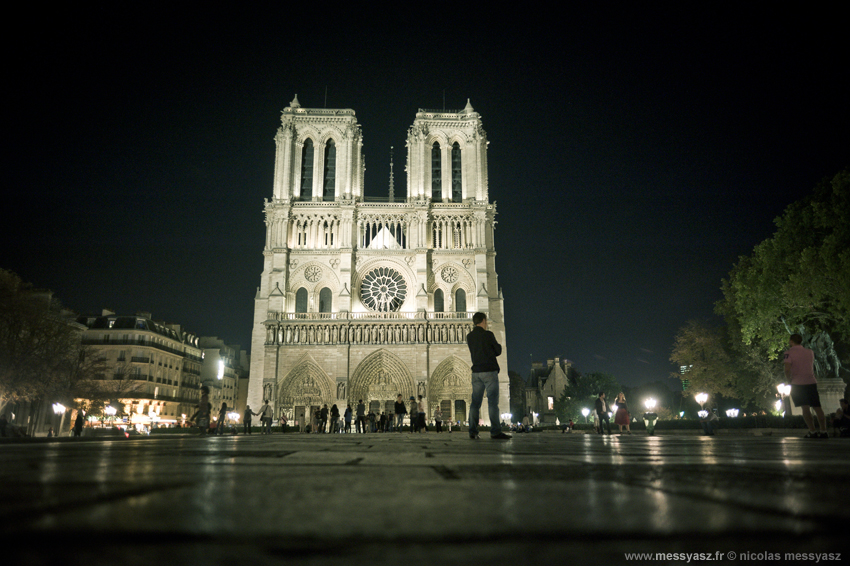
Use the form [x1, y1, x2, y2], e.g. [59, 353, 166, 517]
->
[6, 7, 847, 388]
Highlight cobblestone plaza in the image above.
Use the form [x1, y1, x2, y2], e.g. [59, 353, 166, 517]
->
[2, 432, 846, 564]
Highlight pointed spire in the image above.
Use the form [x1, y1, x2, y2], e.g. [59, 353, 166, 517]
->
[290, 94, 301, 108]
[463, 98, 474, 113]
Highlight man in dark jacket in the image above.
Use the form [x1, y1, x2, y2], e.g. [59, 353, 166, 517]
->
[595, 392, 611, 434]
[466, 312, 511, 440]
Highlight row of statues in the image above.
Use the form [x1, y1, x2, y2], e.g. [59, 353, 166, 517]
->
[265, 322, 473, 346]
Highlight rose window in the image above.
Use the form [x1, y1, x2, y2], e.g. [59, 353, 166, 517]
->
[441, 266, 458, 283]
[305, 265, 322, 282]
[360, 267, 407, 312]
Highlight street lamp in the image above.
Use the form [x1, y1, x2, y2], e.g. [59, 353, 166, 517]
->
[643, 398, 658, 435]
[52, 403, 66, 437]
[694, 393, 708, 407]
[581, 408, 590, 423]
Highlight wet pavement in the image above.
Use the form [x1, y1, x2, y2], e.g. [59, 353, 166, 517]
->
[2, 432, 847, 564]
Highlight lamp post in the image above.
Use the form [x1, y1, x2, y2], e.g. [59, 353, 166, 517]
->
[694, 392, 708, 409]
[643, 398, 658, 435]
[52, 403, 66, 437]
[581, 408, 590, 424]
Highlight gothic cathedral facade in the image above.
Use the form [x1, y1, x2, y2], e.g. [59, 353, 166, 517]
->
[247, 96, 509, 427]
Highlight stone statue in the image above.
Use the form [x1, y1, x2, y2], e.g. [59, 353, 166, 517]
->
[285, 326, 292, 344]
[340, 325, 347, 343]
[337, 382, 346, 399]
[323, 325, 330, 343]
[418, 382, 426, 397]
[263, 383, 272, 401]
[293, 326, 300, 343]
[331, 325, 338, 343]
[355, 325, 362, 343]
[418, 325, 425, 342]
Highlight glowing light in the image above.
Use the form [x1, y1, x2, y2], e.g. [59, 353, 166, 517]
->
[726, 408, 739, 418]
[777, 383, 791, 396]
[217, 360, 224, 380]
[774, 399, 783, 412]
[52, 403, 66, 415]
[698, 410, 708, 418]
[644, 398, 657, 410]
[581, 408, 590, 417]
[104, 406, 117, 416]
[694, 393, 708, 406]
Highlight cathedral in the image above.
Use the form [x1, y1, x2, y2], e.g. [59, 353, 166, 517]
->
[247, 96, 509, 427]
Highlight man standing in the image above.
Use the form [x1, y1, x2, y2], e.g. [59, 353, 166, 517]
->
[595, 392, 611, 435]
[257, 399, 273, 435]
[784, 333, 828, 438]
[356, 400, 366, 433]
[466, 312, 511, 440]
[394, 394, 406, 432]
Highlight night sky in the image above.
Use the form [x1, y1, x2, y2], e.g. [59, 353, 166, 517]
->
[6, 7, 847, 388]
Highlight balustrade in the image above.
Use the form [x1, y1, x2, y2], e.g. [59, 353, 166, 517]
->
[263, 319, 473, 347]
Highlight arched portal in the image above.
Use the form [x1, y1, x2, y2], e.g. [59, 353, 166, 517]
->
[428, 355, 472, 423]
[277, 357, 334, 430]
[348, 349, 415, 408]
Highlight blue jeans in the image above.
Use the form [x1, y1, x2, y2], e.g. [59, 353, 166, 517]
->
[469, 371, 501, 436]
[396, 413, 405, 431]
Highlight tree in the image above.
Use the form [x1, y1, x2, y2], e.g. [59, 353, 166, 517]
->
[70, 356, 142, 417]
[554, 369, 621, 422]
[671, 320, 782, 403]
[717, 170, 850, 357]
[0, 270, 82, 412]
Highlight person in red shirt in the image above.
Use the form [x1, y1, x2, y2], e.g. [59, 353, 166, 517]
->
[784, 333, 827, 438]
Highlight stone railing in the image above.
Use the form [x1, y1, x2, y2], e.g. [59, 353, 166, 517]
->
[264, 319, 473, 347]
[267, 311, 473, 322]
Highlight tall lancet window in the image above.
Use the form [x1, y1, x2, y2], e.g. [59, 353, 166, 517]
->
[300, 139, 314, 199]
[434, 289, 444, 313]
[455, 289, 466, 313]
[323, 139, 336, 200]
[295, 288, 308, 313]
[431, 142, 442, 201]
[319, 287, 332, 313]
[451, 142, 462, 202]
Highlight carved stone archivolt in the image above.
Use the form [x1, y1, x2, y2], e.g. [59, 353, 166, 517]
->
[277, 358, 334, 410]
[348, 349, 415, 405]
[428, 355, 472, 418]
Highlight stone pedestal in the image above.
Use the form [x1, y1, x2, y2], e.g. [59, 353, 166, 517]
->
[789, 378, 847, 415]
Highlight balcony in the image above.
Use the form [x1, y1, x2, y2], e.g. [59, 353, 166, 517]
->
[266, 311, 473, 322]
